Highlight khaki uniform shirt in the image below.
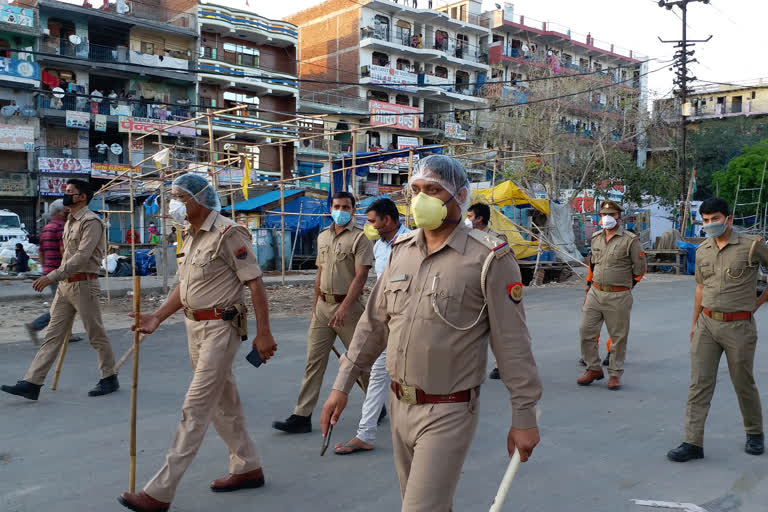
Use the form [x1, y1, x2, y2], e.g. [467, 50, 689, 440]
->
[482, 224, 508, 242]
[695, 231, 768, 312]
[333, 224, 542, 429]
[178, 211, 262, 310]
[316, 223, 373, 296]
[590, 226, 646, 288]
[47, 207, 105, 282]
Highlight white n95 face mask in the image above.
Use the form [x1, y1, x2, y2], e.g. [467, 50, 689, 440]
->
[601, 215, 617, 230]
[169, 199, 187, 224]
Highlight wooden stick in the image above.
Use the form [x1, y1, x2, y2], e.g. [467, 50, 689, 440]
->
[290, 200, 304, 272]
[114, 333, 148, 372]
[405, 148, 414, 229]
[331, 345, 365, 392]
[489, 408, 542, 512]
[50, 327, 72, 390]
[129, 275, 141, 493]
[351, 130, 357, 197]
[206, 110, 218, 190]
[280, 145, 286, 286]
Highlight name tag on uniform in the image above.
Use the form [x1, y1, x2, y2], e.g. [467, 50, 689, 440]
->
[390, 274, 409, 282]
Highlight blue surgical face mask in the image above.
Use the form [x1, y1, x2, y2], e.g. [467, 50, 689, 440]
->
[702, 221, 727, 238]
[331, 209, 352, 226]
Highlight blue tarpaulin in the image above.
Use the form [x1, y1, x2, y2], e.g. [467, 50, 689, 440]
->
[232, 189, 303, 212]
[329, 145, 444, 205]
[263, 196, 331, 235]
[676, 240, 699, 275]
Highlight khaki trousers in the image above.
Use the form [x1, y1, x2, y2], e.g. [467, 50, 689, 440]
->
[294, 298, 369, 417]
[390, 391, 479, 512]
[25, 280, 115, 385]
[579, 288, 633, 377]
[684, 313, 762, 446]
[144, 318, 261, 502]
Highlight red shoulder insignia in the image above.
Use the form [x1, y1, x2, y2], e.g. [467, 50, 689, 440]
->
[508, 282, 523, 304]
[222, 225, 231, 234]
[234, 246, 247, 260]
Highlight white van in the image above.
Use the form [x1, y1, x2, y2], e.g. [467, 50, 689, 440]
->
[0, 209, 28, 243]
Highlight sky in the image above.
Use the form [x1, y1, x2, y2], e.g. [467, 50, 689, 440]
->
[234, 0, 768, 103]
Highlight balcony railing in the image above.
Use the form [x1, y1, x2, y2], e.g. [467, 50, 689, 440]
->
[360, 27, 488, 65]
[39, 36, 193, 71]
[208, 113, 299, 137]
[36, 96, 194, 120]
[197, 59, 298, 90]
[300, 90, 369, 112]
[41, 0, 196, 31]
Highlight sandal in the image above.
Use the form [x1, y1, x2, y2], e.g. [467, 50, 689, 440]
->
[334, 442, 374, 455]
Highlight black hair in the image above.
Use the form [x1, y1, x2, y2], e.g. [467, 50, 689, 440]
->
[468, 203, 491, 226]
[366, 198, 399, 224]
[15, 243, 23, 250]
[699, 197, 730, 218]
[67, 178, 94, 203]
[332, 191, 356, 209]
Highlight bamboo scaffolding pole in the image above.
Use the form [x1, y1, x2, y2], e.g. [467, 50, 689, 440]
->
[351, 130, 357, 197]
[213, 113, 328, 142]
[280, 145, 286, 286]
[158, 132, 169, 294]
[227, 148, 236, 219]
[290, 201, 304, 272]
[129, 275, 141, 493]
[405, 148, 414, 229]
[206, 110, 218, 190]
[103, 194, 110, 302]
[132, 103, 247, 143]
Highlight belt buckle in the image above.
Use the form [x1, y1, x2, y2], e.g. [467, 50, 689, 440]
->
[399, 384, 418, 405]
[326, 294, 337, 305]
[711, 311, 725, 321]
[183, 308, 195, 320]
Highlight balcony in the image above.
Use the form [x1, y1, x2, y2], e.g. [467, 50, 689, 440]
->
[198, 113, 299, 139]
[38, 36, 194, 80]
[0, 56, 40, 87]
[364, 0, 490, 34]
[299, 90, 369, 115]
[0, 4, 38, 36]
[491, 9, 646, 64]
[198, 58, 298, 96]
[36, 96, 194, 124]
[359, 27, 489, 72]
[39, 0, 195, 36]
[198, 5, 297, 47]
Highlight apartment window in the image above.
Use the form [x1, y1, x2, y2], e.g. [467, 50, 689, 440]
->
[200, 45, 216, 59]
[396, 58, 411, 71]
[372, 51, 389, 67]
[368, 90, 389, 102]
[395, 94, 409, 105]
[435, 66, 448, 78]
[374, 15, 390, 41]
[223, 91, 260, 113]
[752, 91, 757, 99]
[434, 30, 448, 51]
[223, 43, 260, 67]
[579, 58, 588, 71]
[244, 146, 259, 171]
[396, 20, 411, 46]
[200, 96, 216, 108]
[140, 42, 155, 55]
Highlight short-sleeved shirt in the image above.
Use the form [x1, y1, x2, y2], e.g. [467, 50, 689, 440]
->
[316, 223, 373, 296]
[178, 210, 262, 310]
[333, 224, 542, 429]
[373, 224, 410, 278]
[40, 217, 66, 274]
[695, 230, 768, 312]
[590, 226, 646, 287]
[47, 208, 105, 282]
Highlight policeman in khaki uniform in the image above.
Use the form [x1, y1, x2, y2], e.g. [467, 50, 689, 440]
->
[2, 179, 118, 401]
[321, 155, 541, 512]
[118, 174, 276, 512]
[273, 191, 373, 434]
[668, 197, 768, 463]
[578, 200, 646, 390]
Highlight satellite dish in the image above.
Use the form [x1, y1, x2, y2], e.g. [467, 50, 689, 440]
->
[1, 106, 15, 117]
[68, 34, 82, 45]
[223, 143, 237, 150]
[52, 87, 65, 99]
[90, 90, 103, 103]
[110, 144, 123, 155]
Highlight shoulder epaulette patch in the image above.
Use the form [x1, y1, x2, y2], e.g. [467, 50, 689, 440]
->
[393, 231, 416, 245]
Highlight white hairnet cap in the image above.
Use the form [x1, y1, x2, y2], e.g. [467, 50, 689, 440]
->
[410, 154, 470, 212]
[172, 173, 221, 211]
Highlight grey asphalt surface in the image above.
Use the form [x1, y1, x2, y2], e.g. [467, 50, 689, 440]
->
[1, 277, 767, 512]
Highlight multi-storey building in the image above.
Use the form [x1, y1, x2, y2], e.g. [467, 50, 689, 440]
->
[35, 0, 199, 237]
[484, 3, 649, 166]
[287, 0, 491, 194]
[0, 0, 40, 234]
[197, 2, 298, 186]
[685, 80, 768, 120]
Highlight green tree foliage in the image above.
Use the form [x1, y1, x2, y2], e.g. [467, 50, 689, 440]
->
[712, 141, 768, 220]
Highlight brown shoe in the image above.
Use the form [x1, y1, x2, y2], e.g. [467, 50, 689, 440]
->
[117, 491, 169, 512]
[577, 369, 604, 386]
[608, 376, 622, 390]
[211, 467, 265, 492]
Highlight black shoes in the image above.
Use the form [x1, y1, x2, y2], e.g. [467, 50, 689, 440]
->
[377, 405, 387, 426]
[667, 442, 704, 462]
[1, 380, 42, 401]
[746, 433, 764, 455]
[88, 375, 120, 397]
[489, 368, 501, 379]
[603, 352, 611, 366]
[272, 414, 312, 434]
[578, 358, 586, 366]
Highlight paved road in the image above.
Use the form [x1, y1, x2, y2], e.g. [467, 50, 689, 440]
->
[1, 277, 767, 512]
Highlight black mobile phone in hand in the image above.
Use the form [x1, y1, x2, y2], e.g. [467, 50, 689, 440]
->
[245, 348, 263, 368]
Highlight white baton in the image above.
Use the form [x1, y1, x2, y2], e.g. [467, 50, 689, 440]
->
[489, 408, 541, 512]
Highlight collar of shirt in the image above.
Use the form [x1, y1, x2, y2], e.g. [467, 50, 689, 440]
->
[332, 221, 355, 237]
[197, 210, 219, 233]
[71, 207, 89, 221]
[411, 223, 469, 256]
[382, 223, 409, 248]
[703, 229, 740, 251]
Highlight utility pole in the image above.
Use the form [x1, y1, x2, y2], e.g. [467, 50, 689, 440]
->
[657, 0, 712, 234]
